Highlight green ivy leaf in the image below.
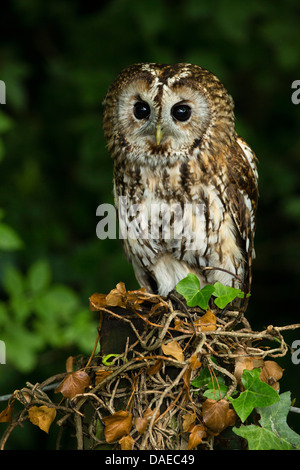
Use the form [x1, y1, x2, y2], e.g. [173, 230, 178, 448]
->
[228, 368, 280, 422]
[212, 282, 245, 309]
[191, 365, 228, 400]
[176, 273, 201, 306]
[257, 391, 300, 448]
[203, 382, 228, 400]
[191, 367, 211, 388]
[233, 392, 300, 450]
[176, 275, 249, 311]
[195, 284, 215, 310]
[176, 274, 215, 309]
[233, 423, 291, 450]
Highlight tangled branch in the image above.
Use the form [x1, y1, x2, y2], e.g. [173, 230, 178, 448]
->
[1, 288, 299, 450]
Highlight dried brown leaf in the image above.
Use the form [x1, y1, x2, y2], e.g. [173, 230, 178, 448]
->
[55, 370, 91, 399]
[147, 359, 163, 376]
[106, 282, 127, 307]
[0, 399, 15, 423]
[252, 358, 265, 369]
[143, 408, 154, 419]
[195, 310, 216, 332]
[161, 340, 184, 362]
[148, 300, 167, 315]
[135, 416, 148, 435]
[134, 407, 156, 434]
[119, 434, 134, 450]
[183, 366, 192, 400]
[183, 366, 192, 389]
[182, 412, 196, 432]
[259, 360, 284, 390]
[174, 318, 183, 330]
[202, 398, 236, 435]
[103, 410, 133, 443]
[95, 369, 113, 386]
[89, 282, 166, 315]
[89, 292, 107, 310]
[190, 354, 202, 370]
[188, 424, 207, 450]
[65, 355, 74, 373]
[126, 288, 147, 305]
[234, 355, 253, 385]
[28, 405, 56, 434]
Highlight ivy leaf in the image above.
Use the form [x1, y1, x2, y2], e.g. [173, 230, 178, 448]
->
[233, 392, 300, 450]
[257, 391, 300, 448]
[188, 424, 207, 449]
[191, 367, 211, 388]
[176, 273, 201, 306]
[0, 399, 15, 423]
[28, 405, 56, 434]
[202, 398, 236, 435]
[233, 423, 290, 450]
[119, 434, 134, 450]
[228, 368, 280, 422]
[176, 275, 249, 310]
[162, 340, 184, 362]
[55, 370, 91, 399]
[195, 285, 215, 310]
[102, 410, 133, 443]
[203, 382, 228, 400]
[191, 365, 228, 400]
[212, 282, 246, 309]
[194, 309, 216, 331]
[176, 274, 215, 309]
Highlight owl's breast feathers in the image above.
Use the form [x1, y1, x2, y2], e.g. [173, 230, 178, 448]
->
[113, 136, 258, 295]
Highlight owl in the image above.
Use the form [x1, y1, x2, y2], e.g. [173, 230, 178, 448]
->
[102, 63, 258, 303]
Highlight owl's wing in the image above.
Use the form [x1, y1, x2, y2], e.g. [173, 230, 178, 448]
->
[224, 136, 259, 292]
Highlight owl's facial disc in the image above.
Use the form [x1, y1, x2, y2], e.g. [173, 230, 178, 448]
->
[117, 79, 211, 157]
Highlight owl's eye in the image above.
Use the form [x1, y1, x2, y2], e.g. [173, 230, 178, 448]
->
[133, 101, 150, 120]
[171, 104, 191, 122]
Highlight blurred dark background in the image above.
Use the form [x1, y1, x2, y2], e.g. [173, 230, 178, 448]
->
[0, 0, 299, 449]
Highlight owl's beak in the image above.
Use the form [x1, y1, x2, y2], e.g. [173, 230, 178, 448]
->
[155, 124, 163, 145]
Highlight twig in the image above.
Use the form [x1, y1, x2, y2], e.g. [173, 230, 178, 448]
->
[140, 363, 190, 450]
[1, 295, 299, 451]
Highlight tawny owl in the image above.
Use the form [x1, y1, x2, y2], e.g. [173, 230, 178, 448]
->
[102, 63, 258, 301]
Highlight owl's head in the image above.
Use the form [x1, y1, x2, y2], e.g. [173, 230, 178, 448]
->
[103, 63, 235, 165]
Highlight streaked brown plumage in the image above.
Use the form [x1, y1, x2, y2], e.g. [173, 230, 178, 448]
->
[103, 63, 258, 302]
